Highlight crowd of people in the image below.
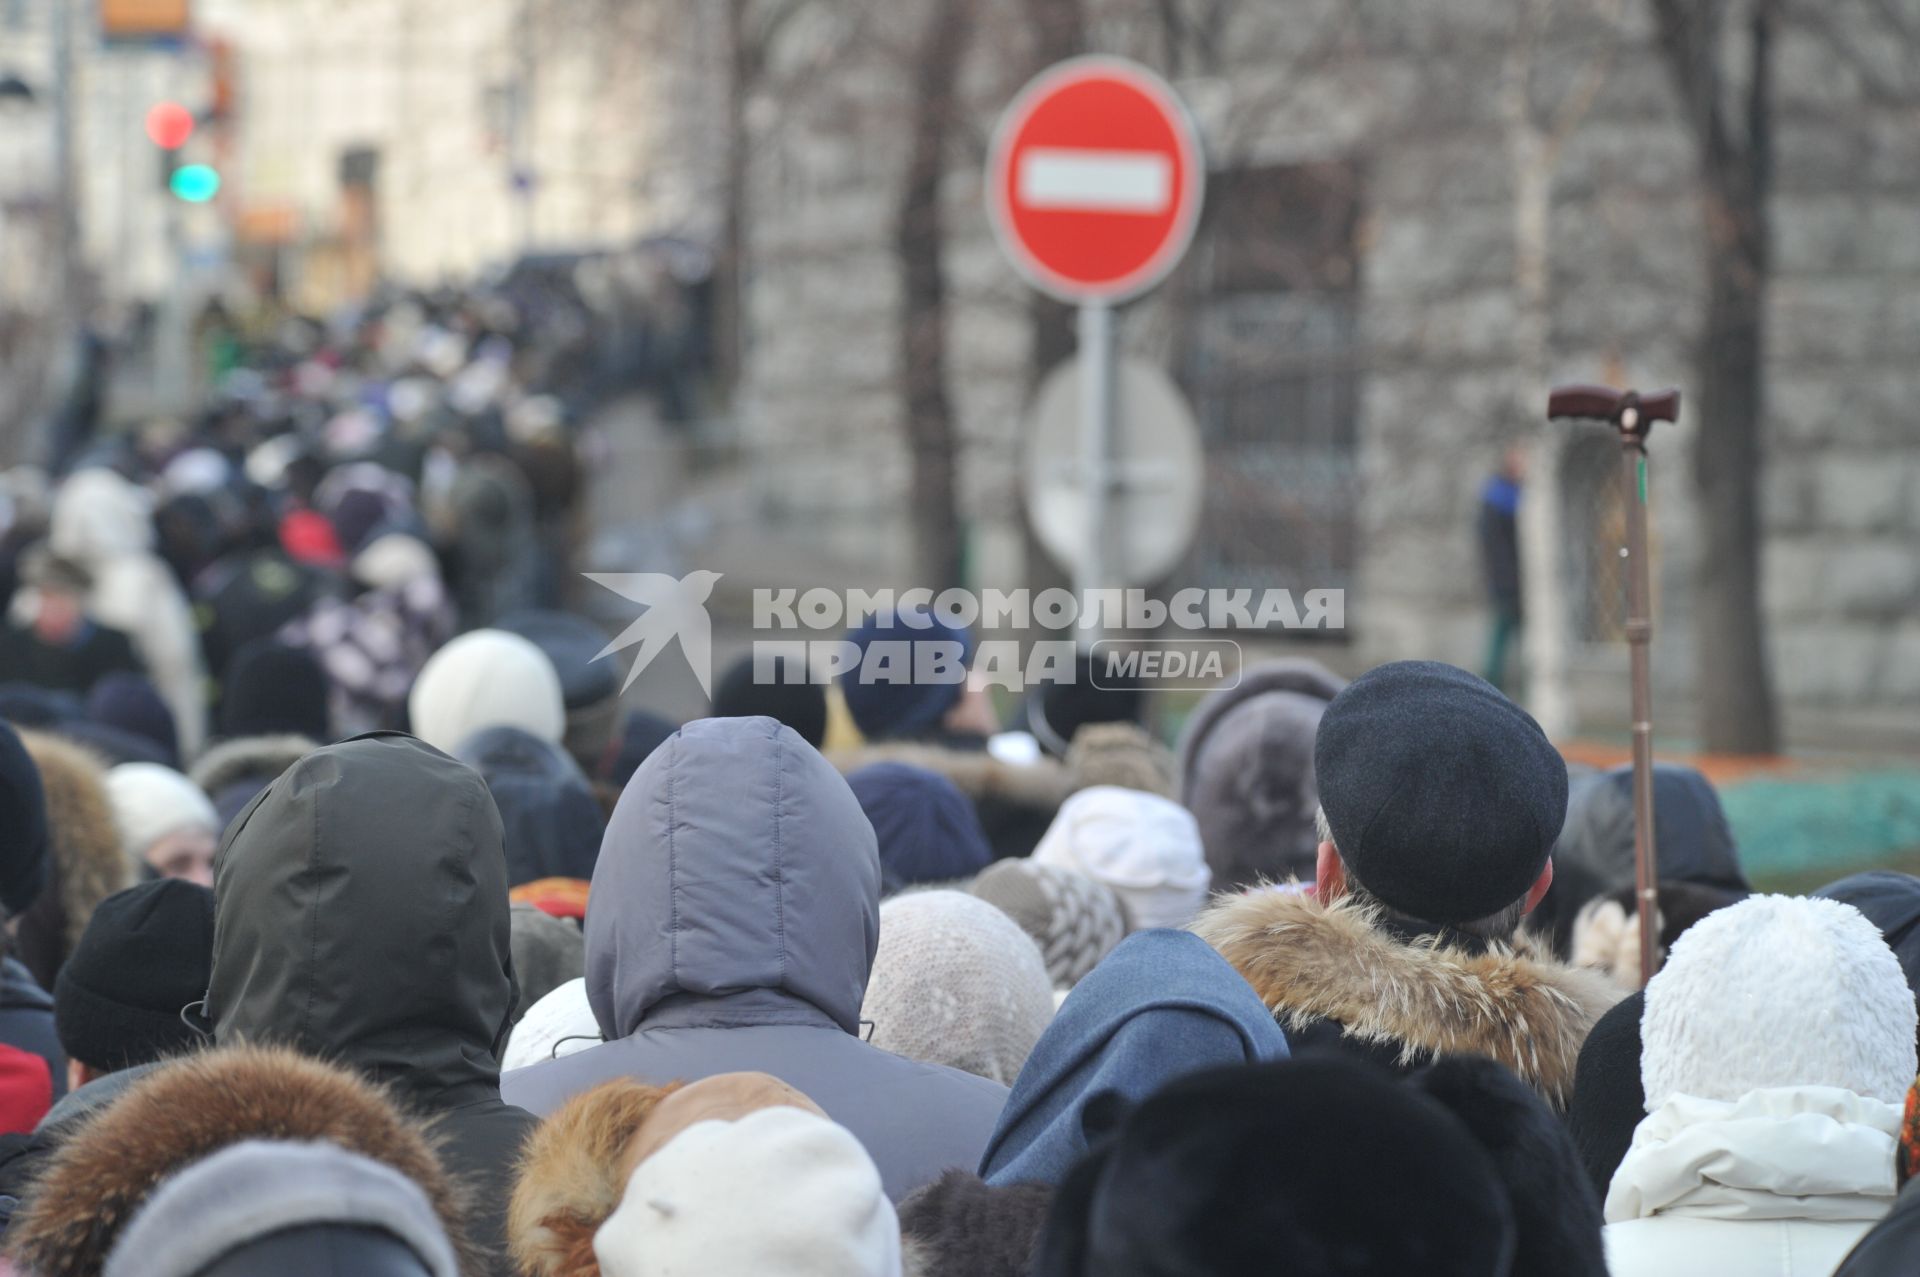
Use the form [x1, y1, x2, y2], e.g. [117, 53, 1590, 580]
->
[0, 301, 1916, 1274]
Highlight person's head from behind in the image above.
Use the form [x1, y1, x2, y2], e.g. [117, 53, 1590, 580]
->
[838, 608, 994, 742]
[207, 733, 515, 1093]
[55, 878, 215, 1092]
[407, 628, 564, 755]
[1641, 894, 1917, 1110]
[1034, 1057, 1515, 1277]
[1311, 661, 1566, 942]
[846, 762, 992, 895]
[711, 652, 828, 749]
[106, 762, 221, 886]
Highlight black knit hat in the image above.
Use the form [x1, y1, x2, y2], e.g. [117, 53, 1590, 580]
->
[1035, 1057, 1516, 1277]
[0, 721, 49, 918]
[221, 639, 331, 742]
[712, 653, 828, 749]
[1315, 660, 1567, 924]
[55, 879, 216, 1071]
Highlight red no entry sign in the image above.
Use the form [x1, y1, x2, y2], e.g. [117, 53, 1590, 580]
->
[987, 56, 1204, 304]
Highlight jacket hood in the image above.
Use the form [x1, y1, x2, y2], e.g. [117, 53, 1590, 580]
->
[456, 725, 605, 887]
[587, 716, 880, 1039]
[1817, 872, 1920, 1000]
[1834, 1179, 1920, 1277]
[187, 733, 319, 816]
[6, 1044, 481, 1277]
[1606, 1087, 1901, 1225]
[1176, 660, 1344, 891]
[208, 733, 516, 1106]
[1553, 763, 1749, 897]
[1192, 889, 1621, 1108]
[980, 929, 1288, 1186]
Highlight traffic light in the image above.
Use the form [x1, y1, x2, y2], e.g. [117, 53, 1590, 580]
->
[169, 164, 220, 202]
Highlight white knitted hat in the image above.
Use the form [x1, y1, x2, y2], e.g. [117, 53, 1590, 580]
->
[105, 762, 219, 860]
[594, 1107, 902, 1277]
[1642, 893, 1919, 1108]
[1030, 785, 1211, 931]
[407, 629, 564, 755]
[860, 890, 1054, 1084]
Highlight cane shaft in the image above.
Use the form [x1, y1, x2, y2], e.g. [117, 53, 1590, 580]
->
[1623, 442, 1660, 984]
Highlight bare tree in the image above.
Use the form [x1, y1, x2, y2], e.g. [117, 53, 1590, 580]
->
[1647, 0, 1780, 754]
[895, 0, 976, 589]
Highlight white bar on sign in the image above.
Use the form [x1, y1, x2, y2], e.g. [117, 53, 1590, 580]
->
[1017, 148, 1172, 213]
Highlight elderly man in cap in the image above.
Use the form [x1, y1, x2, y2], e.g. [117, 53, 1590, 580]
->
[1193, 660, 1619, 1109]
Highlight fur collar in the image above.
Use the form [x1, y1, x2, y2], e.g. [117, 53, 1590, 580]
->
[6, 1045, 480, 1277]
[1192, 891, 1622, 1108]
[830, 742, 1070, 811]
[188, 733, 319, 797]
[508, 1078, 680, 1277]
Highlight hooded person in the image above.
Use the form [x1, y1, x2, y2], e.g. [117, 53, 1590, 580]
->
[1033, 1057, 1517, 1277]
[104, 763, 220, 886]
[846, 763, 994, 895]
[1028, 786, 1210, 932]
[11, 732, 134, 995]
[1566, 989, 1647, 1198]
[186, 732, 317, 831]
[1175, 658, 1345, 890]
[47, 468, 207, 758]
[6, 1045, 481, 1277]
[217, 639, 331, 742]
[981, 929, 1289, 1187]
[508, 1072, 817, 1276]
[1541, 762, 1751, 960]
[1411, 1055, 1608, 1277]
[860, 891, 1054, 1086]
[496, 610, 624, 776]
[595, 1105, 902, 1277]
[1192, 661, 1619, 1108]
[206, 733, 535, 1276]
[455, 725, 605, 888]
[407, 627, 565, 755]
[831, 609, 1068, 860]
[0, 723, 58, 1133]
[1604, 895, 1918, 1277]
[968, 859, 1127, 991]
[101, 1140, 462, 1277]
[500, 716, 1010, 1202]
[711, 651, 828, 749]
[1834, 1182, 1920, 1277]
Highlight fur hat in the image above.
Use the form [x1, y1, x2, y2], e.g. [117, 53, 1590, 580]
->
[1029, 786, 1210, 931]
[860, 891, 1054, 1085]
[104, 762, 219, 863]
[1176, 659, 1344, 890]
[1411, 1056, 1607, 1277]
[594, 1107, 902, 1277]
[13, 731, 135, 991]
[1062, 722, 1175, 799]
[1315, 660, 1565, 924]
[8, 1044, 481, 1277]
[407, 628, 565, 754]
[102, 1139, 461, 1277]
[969, 860, 1126, 989]
[847, 763, 993, 895]
[1034, 1058, 1516, 1277]
[1642, 894, 1919, 1109]
[898, 1170, 1053, 1277]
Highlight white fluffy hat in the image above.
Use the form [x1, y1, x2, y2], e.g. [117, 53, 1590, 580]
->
[594, 1106, 902, 1277]
[1030, 785, 1211, 931]
[407, 629, 564, 755]
[105, 762, 219, 860]
[1642, 893, 1919, 1108]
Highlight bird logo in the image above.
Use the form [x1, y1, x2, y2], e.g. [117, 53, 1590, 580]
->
[584, 570, 723, 697]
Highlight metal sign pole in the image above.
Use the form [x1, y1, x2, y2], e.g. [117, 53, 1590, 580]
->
[1078, 299, 1114, 641]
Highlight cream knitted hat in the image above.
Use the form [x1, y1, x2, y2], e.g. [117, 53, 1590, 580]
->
[1030, 785, 1212, 931]
[860, 890, 1054, 1085]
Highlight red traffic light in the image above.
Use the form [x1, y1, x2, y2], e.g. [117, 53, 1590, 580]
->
[145, 101, 194, 149]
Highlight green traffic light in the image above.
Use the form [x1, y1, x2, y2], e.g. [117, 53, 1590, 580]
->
[170, 163, 220, 202]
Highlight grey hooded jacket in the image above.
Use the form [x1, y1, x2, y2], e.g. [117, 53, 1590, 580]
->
[501, 715, 1009, 1201]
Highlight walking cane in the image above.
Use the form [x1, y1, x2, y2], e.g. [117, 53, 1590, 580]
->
[1546, 383, 1680, 985]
